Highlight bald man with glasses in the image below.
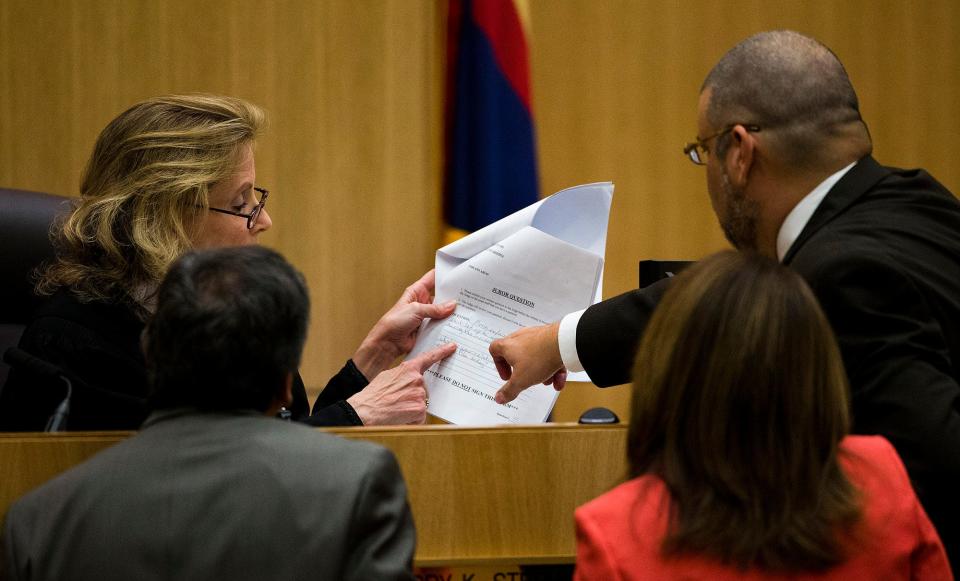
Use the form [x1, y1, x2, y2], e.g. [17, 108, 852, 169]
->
[489, 30, 960, 572]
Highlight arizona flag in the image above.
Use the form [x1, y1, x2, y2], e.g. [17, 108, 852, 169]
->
[444, 0, 539, 243]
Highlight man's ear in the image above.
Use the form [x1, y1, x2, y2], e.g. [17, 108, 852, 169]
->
[266, 372, 295, 417]
[725, 124, 756, 187]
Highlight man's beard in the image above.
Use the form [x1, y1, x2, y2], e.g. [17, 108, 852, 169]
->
[719, 171, 760, 251]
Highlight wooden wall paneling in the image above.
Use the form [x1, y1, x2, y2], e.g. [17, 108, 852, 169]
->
[288, 0, 442, 390]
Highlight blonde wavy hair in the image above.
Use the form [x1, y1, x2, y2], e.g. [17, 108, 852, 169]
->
[38, 94, 265, 317]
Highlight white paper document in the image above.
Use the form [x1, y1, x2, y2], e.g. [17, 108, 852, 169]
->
[406, 182, 613, 425]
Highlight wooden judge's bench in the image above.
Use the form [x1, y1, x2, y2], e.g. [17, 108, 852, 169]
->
[0, 423, 627, 568]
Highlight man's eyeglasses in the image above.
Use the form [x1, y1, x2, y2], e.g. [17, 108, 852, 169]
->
[683, 124, 761, 166]
[206, 187, 269, 229]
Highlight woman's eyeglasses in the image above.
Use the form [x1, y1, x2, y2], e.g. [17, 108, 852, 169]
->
[206, 187, 269, 229]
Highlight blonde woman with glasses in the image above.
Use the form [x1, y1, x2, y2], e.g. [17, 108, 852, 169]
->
[0, 94, 454, 431]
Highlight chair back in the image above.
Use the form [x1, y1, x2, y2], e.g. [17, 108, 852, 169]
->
[0, 188, 72, 386]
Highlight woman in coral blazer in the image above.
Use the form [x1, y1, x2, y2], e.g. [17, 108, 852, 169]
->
[574, 251, 951, 580]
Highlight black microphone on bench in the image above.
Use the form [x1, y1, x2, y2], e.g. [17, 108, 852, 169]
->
[3, 347, 73, 432]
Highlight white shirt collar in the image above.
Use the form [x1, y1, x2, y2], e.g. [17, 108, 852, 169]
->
[776, 161, 857, 261]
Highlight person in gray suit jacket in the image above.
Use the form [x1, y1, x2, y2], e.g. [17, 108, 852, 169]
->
[1, 245, 453, 581]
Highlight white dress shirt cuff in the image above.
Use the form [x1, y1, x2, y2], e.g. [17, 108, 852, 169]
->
[558, 309, 587, 373]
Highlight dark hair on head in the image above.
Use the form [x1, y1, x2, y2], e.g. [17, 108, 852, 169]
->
[703, 30, 870, 167]
[145, 245, 309, 413]
[627, 250, 861, 572]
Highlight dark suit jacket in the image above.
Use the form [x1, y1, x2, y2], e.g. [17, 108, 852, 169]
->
[0, 290, 366, 430]
[576, 156, 960, 569]
[1, 409, 415, 581]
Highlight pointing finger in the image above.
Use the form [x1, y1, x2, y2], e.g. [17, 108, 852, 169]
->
[410, 342, 457, 373]
[495, 381, 523, 404]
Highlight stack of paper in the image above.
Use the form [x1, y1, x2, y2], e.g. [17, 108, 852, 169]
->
[406, 182, 613, 425]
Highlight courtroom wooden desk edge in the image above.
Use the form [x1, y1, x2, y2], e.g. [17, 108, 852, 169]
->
[1, 423, 628, 566]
